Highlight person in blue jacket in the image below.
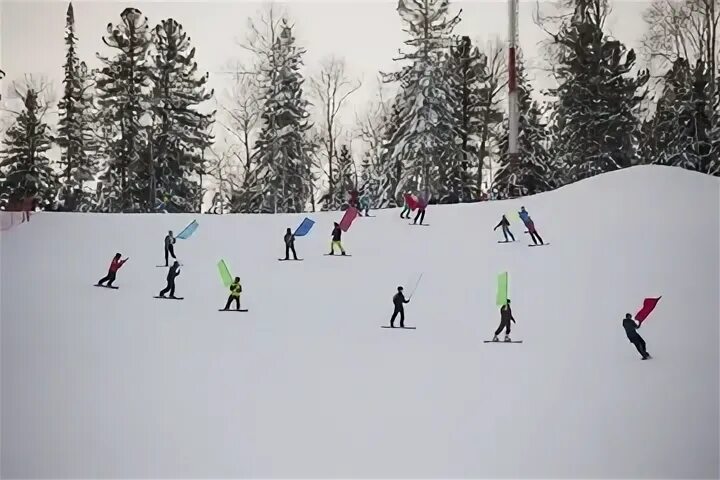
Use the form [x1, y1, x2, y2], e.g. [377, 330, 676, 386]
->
[518, 206, 545, 245]
[358, 193, 371, 217]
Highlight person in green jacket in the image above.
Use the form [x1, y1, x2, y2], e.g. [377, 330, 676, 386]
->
[222, 277, 242, 310]
[358, 193, 371, 217]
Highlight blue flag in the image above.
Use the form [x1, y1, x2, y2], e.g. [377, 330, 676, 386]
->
[293, 218, 315, 237]
[177, 220, 198, 239]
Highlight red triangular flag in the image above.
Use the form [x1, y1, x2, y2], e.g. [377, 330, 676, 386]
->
[635, 296, 661, 324]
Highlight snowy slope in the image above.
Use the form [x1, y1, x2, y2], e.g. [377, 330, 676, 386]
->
[1, 165, 718, 478]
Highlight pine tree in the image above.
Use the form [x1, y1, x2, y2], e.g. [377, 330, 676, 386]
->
[548, 0, 649, 185]
[57, 2, 98, 211]
[321, 144, 355, 210]
[383, 0, 464, 202]
[0, 89, 57, 208]
[95, 7, 153, 212]
[493, 57, 555, 198]
[251, 20, 313, 213]
[150, 18, 215, 213]
[375, 97, 405, 207]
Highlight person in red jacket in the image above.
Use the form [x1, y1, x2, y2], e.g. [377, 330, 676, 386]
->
[97, 253, 129, 287]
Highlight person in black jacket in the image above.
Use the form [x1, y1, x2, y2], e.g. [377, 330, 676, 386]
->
[494, 215, 515, 242]
[329, 222, 346, 255]
[623, 313, 650, 359]
[390, 286, 410, 327]
[284, 228, 298, 260]
[164, 230, 177, 266]
[159, 261, 181, 298]
[493, 299, 516, 341]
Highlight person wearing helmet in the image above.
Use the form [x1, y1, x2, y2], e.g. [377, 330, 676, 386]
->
[492, 299, 516, 342]
[284, 228, 298, 260]
[494, 214, 515, 242]
[390, 286, 410, 328]
[164, 230, 177, 266]
[623, 313, 651, 359]
[222, 277, 243, 311]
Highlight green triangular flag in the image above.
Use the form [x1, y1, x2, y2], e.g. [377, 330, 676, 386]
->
[496, 272, 508, 306]
[218, 259, 233, 288]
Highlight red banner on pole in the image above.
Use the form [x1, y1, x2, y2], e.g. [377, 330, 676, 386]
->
[636, 297, 662, 324]
[339, 207, 359, 232]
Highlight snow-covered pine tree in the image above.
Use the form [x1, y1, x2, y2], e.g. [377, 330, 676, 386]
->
[57, 2, 98, 211]
[493, 56, 555, 198]
[321, 144, 355, 210]
[374, 97, 406, 207]
[640, 59, 714, 173]
[251, 20, 313, 213]
[548, 0, 649, 185]
[150, 18, 215, 213]
[0, 88, 57, 209]
[383, 0, 464, 203]
[95, 7, 153, 212]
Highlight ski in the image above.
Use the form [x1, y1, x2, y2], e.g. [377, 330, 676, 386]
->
[528, 243, 550, 247]
[278, 258, 303, 261]
[153, 296, 184, 300]
[381, 326, 417, 329]
[324, 254, 352, 257]
[218, 309, 249, 312]
[94, 284, 119, 289]
[483, 340, 523, 343]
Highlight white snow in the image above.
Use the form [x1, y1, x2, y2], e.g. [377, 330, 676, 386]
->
[1, 165, 718, 478]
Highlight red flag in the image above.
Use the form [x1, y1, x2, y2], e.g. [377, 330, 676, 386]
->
[635, 296, 661, 324]
[339, 207, 359, 232]
[404, 193, 419, 211]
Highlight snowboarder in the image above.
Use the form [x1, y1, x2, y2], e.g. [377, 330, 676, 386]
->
[222, 277, 242, 310]
[159, 261, 181, 298]
[493, 299, 516, 342]
[518, 207, 545, 245]
[494, 215, 515, 242]
[329, 222, 346, 255]
[400, 192, 413, 219]
[164, 230, 177, 266]
[623, 313, 651, 359]
[97, 253, 128, 287]
[413, 192, 429, 225]
[358, 192, 371, 217]
[284, 228, 298, 260]
[390, 286, 410, 327]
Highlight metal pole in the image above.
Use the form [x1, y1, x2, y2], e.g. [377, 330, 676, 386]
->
[508, 0, 519, 156]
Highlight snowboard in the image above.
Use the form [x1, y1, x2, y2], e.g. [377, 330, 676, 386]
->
[218, 309, 249, 312]
[278, 258, 303, 261]
[156, 264, 183, 267]
[94, 284, 119, 289]
[497, 240, 516, 243]
[483, 340, 523, 343]
[408, 223, 430, 226]
[528, 243, 550, 247]
[153, 296, 184, 300]
[381, 326, 417, 329]
[324, 254, 352, 257]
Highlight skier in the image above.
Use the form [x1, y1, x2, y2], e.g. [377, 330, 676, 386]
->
[222, 277, 243, 311]
[97, 253, 129, 287]
[164, 230, 177, 266]
[390, 286, 410, 328]
[623, 313, 651, 359]
[284, 227, 298, 260]
[413, 192, 429, 225]
[358, 192, 371, 217]
[329, 222, 346, 255]
[400, 192, 413, 219]
[494, 214, 515, 242]
[518, 207, 545, 245]
[158, 261, 181, 298]
[493, 299, 516, 342]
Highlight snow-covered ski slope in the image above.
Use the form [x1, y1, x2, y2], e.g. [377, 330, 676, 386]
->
[2, 165, 718, 478]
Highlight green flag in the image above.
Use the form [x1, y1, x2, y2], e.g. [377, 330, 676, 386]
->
[496, 272, 508, 306]
[218, 259, 233, 288]
[507, 211, 520, 222]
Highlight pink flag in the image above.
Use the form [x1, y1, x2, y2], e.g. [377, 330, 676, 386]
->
[635, 296, 662, 324]
[339, 207, 359, 232]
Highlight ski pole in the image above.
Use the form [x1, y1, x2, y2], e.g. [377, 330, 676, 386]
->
[408, 272, 424, 299]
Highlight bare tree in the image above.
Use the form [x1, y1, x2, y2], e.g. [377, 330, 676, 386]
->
[204, 145, 240, 214]
[310, 56, 361, 207]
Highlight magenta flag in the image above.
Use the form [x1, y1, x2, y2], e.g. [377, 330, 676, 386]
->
[636, 297, 662, 324]
[339, 207, 359, 232]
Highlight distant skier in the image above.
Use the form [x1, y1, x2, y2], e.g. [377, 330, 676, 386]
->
[358, 192, 371, 217]
[518, 206, 545, 245]
[158, 261, 181, 298]
[284, 227, 298, 260]
[493, 299, 516, 342]
[390, 286, 410, 328]
[400, 192, 413, 219]
[97, 253, 129, 287]
[413, 192, 429, 225]
[222, 277, 243, 311]
[329, 222, 347, 255]
[623, 313, 651, 360]
[164, 230, 177, 266]
[494, 214, 515, 242]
